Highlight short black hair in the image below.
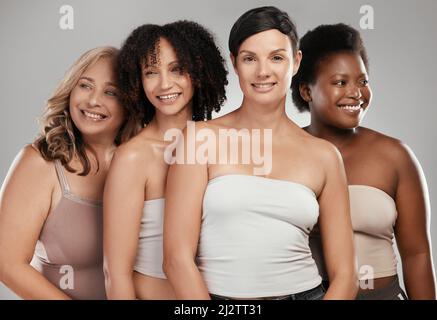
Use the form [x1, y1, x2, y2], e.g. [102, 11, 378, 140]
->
[229, 6, 299, 57]
[118, 20, 228, 126]
[292, 23, 369, 112]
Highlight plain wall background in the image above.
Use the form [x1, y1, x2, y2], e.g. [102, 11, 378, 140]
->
[1, 0, 436, 299]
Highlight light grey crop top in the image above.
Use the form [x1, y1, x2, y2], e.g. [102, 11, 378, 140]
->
[133, 198, 166, 279]
[198, 174, 322, 298]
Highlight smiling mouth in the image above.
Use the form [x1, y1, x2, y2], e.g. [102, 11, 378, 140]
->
[81, 110, 108, 121]
[337, 104, 363, 111]
[251, 82, 277, 89]
[157, 93, 181, 101]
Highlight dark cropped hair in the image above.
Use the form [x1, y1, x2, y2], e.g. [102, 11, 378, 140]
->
[118, 20, 228, 129]
[292, 23, 369, 112]
[229, 6, 299, 57]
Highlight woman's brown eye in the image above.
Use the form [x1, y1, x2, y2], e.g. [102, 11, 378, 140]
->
[79, 83, 91, 89]
[272, 55, 284, 61]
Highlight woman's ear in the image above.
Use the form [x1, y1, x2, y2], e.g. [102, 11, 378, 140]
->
[292, 50, 302, 76]
[299, 83, 312, 103]
[230, 53, 238, 76]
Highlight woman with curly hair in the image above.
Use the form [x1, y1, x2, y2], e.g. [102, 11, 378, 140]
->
[103, 21, 227, 299]
[293, 23, 435, 299]
[0, 46, 133, 299]
[163, 7, 356, 299]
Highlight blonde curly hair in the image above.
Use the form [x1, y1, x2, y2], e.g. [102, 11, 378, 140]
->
[34, 46, 140, 176]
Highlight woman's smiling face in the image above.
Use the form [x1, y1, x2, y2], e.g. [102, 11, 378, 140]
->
[141, 37, 194, 117]
[233, 29, 301, 106]
[69, 56, 125, 141]
[306, 51, 372, 129]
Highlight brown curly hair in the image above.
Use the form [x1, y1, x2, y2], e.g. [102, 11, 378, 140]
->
[118, 20, 228, 126]
[34, 46, 139, 176]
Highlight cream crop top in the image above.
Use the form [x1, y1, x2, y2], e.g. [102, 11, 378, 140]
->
[133, 198, 166, 279]
[310, 185, 398, 280]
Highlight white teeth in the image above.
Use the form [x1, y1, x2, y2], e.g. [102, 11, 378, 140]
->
[158, 93, 180, 100]
[83, 110, 105, 120]
[339, 105, 361, 111]
[253, 83, 274, 88]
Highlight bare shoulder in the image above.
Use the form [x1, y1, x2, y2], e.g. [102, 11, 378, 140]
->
[298, 130, 343, 165]
[185, 120, 213, 131]
[20, 144, 52, 166]
[112, 129, 156, 165]
[1, 144, 57, 195]
[360, 127, 416, 166]
[12, 144, 56, 180]
[205, 110, 240, 130]
[179, 116, 233, 139]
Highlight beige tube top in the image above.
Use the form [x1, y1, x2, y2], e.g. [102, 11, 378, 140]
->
[310, 185, 398, 280]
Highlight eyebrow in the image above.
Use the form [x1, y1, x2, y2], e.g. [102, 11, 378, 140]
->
[79, 76, 117, 87]
[143, 60, 180, 68]
[239, 49, 288, 55]
[329, 73, 368, 78]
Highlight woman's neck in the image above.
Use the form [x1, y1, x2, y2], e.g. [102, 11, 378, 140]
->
[306, 120, 359, 150]
[148, 105, 193, 139]
[236, 96, 294, 133]
[81, 134, 117, 165]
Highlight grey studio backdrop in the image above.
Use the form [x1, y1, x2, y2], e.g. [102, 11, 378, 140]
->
[0, 0, 436, 299]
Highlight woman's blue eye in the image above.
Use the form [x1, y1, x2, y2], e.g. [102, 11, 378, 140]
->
[105, 90, 117, 97]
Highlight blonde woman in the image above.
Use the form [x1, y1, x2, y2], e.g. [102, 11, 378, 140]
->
[0, 47, 136, 299]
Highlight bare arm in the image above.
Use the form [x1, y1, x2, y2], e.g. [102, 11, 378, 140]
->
[317, 143, 358, 299]
[394, 143, 436, 299]
[0, 146, 71, 299]
[163, 125, 210, 299]
[103, 144, 145, 299]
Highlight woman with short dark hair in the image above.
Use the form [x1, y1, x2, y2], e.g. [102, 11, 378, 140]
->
[163, 7, 357, 300]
